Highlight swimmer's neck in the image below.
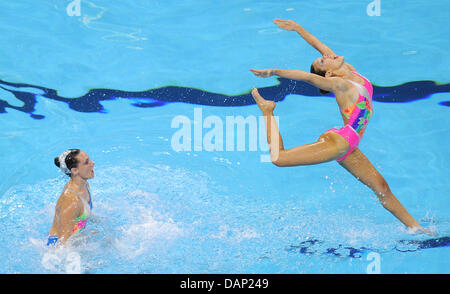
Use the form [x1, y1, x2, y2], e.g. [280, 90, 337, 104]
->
[68, 175, 89, 189]
[328, 65, 359, 82]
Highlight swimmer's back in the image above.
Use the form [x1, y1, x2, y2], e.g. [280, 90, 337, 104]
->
[48, 191, 81, 236]
[47, 188, 88, 241]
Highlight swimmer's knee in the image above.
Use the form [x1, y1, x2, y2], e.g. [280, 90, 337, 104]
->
[372, 177, 391, 197]
[272, 160, 283, 167]
[366, 176, 393, 211]
[271, 150, 287, 167]
[272, 159, 288, 167]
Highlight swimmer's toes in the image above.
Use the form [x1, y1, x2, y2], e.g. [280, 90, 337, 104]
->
[251, 88, 275, 112]
[251, 88, 262, 100]
[423, 228, 438, 237]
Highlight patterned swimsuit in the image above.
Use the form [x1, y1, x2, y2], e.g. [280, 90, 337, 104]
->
[326, 71, 373, 161]
[47, 185, 92, 246]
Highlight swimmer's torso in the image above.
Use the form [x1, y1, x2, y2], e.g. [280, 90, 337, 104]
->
[334, 71, 374, 139]
[48, 184, 92, 239]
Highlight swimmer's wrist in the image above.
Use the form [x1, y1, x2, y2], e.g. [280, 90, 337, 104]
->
[293, 23, 302, 32]
[293, 24, 305, 34]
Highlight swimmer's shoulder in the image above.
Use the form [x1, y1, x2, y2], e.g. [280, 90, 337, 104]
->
[345, 62, 357, 72]
[56, 189, 82, 212]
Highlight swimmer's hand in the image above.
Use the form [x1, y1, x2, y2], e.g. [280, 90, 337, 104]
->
[250, 69, 276, 78]
[273, 19, 300, 31]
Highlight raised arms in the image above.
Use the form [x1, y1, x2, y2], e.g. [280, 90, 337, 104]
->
[250, 68, 347, 93]
[273, 19, 336, 57]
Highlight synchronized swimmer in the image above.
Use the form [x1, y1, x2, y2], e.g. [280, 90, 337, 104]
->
[47, 149, 95, 246]
[250, 19, 432, 236]
[47, 19, 432, 246]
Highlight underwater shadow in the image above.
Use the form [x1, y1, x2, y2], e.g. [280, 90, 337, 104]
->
[0, 77, 449, 119]
[286, 236, 450, 259]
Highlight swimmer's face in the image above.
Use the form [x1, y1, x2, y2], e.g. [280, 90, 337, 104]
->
[313, 55, 345, 74]
[71, 150, 95, 180]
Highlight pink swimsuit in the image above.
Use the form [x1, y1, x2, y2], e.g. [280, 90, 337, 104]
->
[326, 71, 373, 161]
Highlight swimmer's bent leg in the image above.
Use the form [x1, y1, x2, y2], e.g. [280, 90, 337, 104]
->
[253, 89, 349, 166]
[262, 111, 349, 166]
[272, 132, 350, 166]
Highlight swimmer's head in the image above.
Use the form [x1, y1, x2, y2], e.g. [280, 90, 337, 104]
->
[312, 55, 345, 74]
[310, 64, 329, 95]
[54, 149, 95, 179]
[310, 55, 345, 94]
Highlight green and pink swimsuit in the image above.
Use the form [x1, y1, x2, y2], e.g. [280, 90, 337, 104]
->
[326, 71, 374, 161]
[47, 185, 92, 246]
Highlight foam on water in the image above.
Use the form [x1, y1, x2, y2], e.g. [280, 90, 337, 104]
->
[0, 156, 447, 273]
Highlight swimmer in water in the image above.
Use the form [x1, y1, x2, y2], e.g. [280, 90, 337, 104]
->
[47, 149, 95, 246]
[250, 19, 433, 235]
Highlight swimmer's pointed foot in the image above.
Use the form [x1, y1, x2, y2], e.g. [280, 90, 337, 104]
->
[251, 88, 276, 114]
[422, 227, 438, 237]
[408, 226, 438, 237]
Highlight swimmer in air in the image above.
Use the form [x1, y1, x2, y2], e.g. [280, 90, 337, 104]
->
[47, 149, 95, 246]
[250, 19, 433, 235]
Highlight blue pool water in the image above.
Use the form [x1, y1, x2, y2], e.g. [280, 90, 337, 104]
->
[0, 0, 449, 274]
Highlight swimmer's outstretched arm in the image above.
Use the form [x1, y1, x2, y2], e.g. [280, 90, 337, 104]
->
[274, 19, 336, 56]
[250, 68, 347, 93]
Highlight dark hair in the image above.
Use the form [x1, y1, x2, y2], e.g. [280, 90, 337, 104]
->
[310, 64, 330, 95]
[54, 149, 81, 177]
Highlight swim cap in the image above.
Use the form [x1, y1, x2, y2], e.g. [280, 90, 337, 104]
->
[58, 150, 72, 175]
